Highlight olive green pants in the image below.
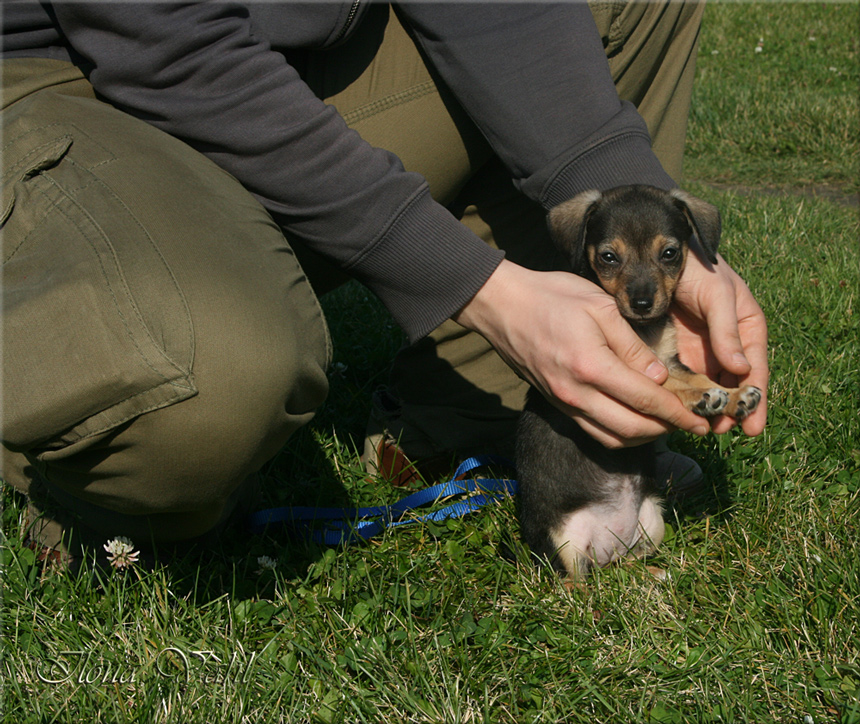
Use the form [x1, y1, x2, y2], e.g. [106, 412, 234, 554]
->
[2, 1, 704, 551]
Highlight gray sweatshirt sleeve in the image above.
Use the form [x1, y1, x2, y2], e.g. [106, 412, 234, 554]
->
[48, 1, 505, 343]
[396, 2, 674, 206]
[45, 2, 673, 342]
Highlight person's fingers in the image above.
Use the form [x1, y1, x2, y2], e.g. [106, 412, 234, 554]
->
[736, 321, 769, 436]
[723, 276, 769, 435]
[599, 306, 669, 385]
[680, 254, 752, 376]
[545, 339, 710, 446]
[566, 399, 706, 449]
[549, 390, 675, 449]
[704, 293, 751, 376]
[673, 254, 769, 435]
[593, 306, 711, 436]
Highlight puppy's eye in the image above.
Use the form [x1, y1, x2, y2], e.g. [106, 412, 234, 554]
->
[661, 247, 680, 261]
[599, 251, 619, 265]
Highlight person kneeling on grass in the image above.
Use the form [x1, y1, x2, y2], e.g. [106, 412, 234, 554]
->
[1, 1, 767, 566]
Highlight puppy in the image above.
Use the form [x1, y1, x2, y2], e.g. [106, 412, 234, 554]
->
[516, 185, 761, 582]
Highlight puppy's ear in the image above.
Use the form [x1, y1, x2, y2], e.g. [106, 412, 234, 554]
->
[547, 190, 603, 270]
[669, 189, 721, 263]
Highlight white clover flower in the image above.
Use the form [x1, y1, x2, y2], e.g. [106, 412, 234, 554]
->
[257, 555, 277, 572]
[103, 537, 140, 569]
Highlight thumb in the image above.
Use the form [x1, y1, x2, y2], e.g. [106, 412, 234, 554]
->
[703, 290, 752, 377]
[601, 308, 668, 385]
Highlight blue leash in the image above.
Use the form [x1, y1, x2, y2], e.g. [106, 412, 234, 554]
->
[248, 455, 518, 546]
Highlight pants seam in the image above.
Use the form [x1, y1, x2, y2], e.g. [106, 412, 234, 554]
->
[341, 80, 437, 126]
[30, 178, 194, 384]
[41, 379, 197, 451]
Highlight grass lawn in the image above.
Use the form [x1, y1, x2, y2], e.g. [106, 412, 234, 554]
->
[2, 2, 858, 723]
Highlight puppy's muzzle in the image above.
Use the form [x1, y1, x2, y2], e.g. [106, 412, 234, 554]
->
[625, 280, 658, 318]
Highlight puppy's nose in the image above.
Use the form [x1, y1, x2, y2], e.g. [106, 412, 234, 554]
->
[630, 297, 654, 313]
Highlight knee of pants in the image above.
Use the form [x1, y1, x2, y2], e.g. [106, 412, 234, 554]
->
[2, 79, 331, 538]
[11, 289, 330, 542]
[12, 270, 330, 533]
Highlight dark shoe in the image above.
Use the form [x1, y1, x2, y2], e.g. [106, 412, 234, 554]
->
[21, 500, 79, 572]
[653, 437, 706, 501]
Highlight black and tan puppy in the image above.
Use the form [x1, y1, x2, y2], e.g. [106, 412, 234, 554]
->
[516, 185, 761, 581]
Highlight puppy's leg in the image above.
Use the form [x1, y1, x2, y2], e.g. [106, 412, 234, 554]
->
[664, 364, 761, 421]
[630, 495, 665, 558]
[549, 510, 598, 583]
[722, 385, 762, 421]
[663, 370, 729, 415]
[632, 495, 669, 581]
[555, 498, 667, 586]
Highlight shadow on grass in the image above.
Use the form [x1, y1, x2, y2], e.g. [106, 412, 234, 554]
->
[663, 432, 737, 528]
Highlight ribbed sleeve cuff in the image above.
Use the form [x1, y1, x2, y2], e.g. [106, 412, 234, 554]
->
[343, 186, 505, 343]
[540, 133, 675, 209]
[520, 102, 676, 209]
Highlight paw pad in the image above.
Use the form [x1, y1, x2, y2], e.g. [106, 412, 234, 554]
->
[732, 386, 762, 421]
[694, 388, 729, 416]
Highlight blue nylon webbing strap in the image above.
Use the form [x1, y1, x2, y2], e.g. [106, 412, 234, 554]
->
[248, 455, 518, 546]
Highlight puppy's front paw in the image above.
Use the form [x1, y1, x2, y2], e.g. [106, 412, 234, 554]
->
[692, 388, 729, 417]
[725, 386, 762, 421]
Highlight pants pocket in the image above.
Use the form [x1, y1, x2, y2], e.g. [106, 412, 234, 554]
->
[2, 100, 197, 451]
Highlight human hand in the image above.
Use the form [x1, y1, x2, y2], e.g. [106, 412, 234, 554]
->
[453, 259, 712, 448]
[671, 248, 769, 436]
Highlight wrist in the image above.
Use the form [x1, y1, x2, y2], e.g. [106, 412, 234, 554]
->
[452, 258, 520, 336]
